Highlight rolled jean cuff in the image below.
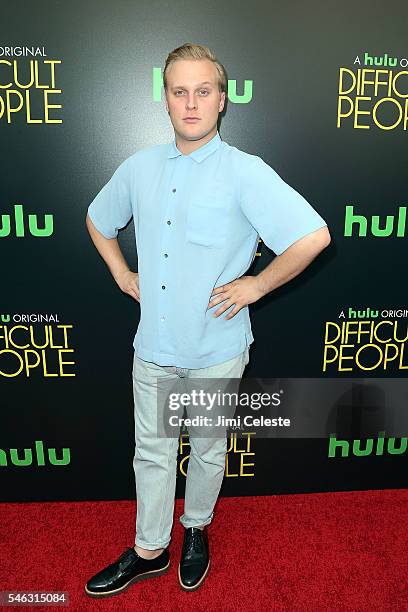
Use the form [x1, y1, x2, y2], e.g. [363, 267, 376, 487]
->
[135, 537, 170, 550]
[179, 511, 214, 529]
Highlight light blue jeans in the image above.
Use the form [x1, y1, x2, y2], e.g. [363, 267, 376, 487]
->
[132, 346, 250, 550]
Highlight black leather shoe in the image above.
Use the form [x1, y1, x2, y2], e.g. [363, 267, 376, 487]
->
[85, 547, 170, 598]
[178, 527, 210, 591]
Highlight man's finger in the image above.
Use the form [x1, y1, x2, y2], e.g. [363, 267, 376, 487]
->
[128, 288, 139, 301]
[214, 300, 234, 317]
[225, 304, 241, 320]
[207, 295, 227, 309]
[208, 287, 234, 306]
[211, 283, 231, 294]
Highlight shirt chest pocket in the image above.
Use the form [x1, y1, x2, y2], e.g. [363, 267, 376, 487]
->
[186, 200, 230, 247]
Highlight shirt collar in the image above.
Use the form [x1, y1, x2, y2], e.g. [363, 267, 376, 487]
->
[167, 131, 222, 163]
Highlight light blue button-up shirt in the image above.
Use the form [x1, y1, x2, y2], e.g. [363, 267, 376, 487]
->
[88, 131, 327, 368]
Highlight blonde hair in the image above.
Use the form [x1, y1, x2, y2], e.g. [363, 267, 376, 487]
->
[163, 43, 227, 93]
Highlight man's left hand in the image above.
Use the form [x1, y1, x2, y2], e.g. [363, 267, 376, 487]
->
[207, 275, 266, 320]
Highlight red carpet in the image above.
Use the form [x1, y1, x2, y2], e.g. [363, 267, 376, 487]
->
[1, 490, 407, 611]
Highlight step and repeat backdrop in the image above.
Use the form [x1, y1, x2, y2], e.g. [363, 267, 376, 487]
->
[1, 0, 407, 501]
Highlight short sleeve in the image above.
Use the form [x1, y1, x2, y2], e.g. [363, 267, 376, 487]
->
[239, 155, 327, 255]
[87, 158, 133, 239]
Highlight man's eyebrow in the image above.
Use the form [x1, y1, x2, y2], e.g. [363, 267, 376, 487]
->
[171, 81, 213, 89]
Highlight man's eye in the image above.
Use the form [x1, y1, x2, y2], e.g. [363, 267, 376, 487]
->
[199, 89, 209, 95]
[175, 90, 184, 96]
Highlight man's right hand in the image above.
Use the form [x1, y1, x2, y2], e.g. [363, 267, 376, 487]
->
[115, 270, 140, 302]
[86, 214, 139, 301]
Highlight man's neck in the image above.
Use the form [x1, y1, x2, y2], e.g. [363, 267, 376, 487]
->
[175, 128, 218, 155]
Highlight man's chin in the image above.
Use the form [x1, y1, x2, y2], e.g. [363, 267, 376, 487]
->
[175, 124, 215, 142]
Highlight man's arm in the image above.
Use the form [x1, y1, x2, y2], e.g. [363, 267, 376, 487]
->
[208, 225, 331, 319]
[255, 225, 331, 295]
[86, 213, 140, 302]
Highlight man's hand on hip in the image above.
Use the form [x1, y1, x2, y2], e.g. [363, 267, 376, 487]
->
[116, 270, 140, 302]
[207, 276, 266, 320]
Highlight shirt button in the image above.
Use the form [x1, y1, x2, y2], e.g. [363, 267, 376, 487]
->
[164, 253, 168, 258]
[160, 316, 165, 322]
[167, 220, 171, 225]
[162, 285, 166, 290]
[172, 188, 176, 193]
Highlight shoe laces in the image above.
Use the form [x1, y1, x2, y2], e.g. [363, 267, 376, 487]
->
[184, 529, 204, 556]
[118, 548, 135, 570]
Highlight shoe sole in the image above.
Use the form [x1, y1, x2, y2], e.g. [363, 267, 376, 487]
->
[178, 558, 210, 591]
[84, 560, 170, 598]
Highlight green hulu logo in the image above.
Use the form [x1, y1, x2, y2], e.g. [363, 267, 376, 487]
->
[328, 431, 407, 458]
[344, 205, 407, 237]
[364, 52, 397, 67]
[0, 440, 70, 467]
[348, 307, 379, 318]
[152, 67, 253, 103]
[0, 204, 54, 238]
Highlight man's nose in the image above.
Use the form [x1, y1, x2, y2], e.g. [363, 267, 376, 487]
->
[186, 94, 197, 109]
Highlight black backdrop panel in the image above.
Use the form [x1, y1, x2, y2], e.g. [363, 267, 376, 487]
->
[1, 0, 407, 501]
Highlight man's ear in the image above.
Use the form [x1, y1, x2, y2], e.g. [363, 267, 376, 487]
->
[219, 91, 226, 112]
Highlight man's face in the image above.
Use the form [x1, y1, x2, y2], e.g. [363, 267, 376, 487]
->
[164, 59, 225, 143]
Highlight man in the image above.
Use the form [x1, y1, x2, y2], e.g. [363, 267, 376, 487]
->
[84, 43, 331, 597]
